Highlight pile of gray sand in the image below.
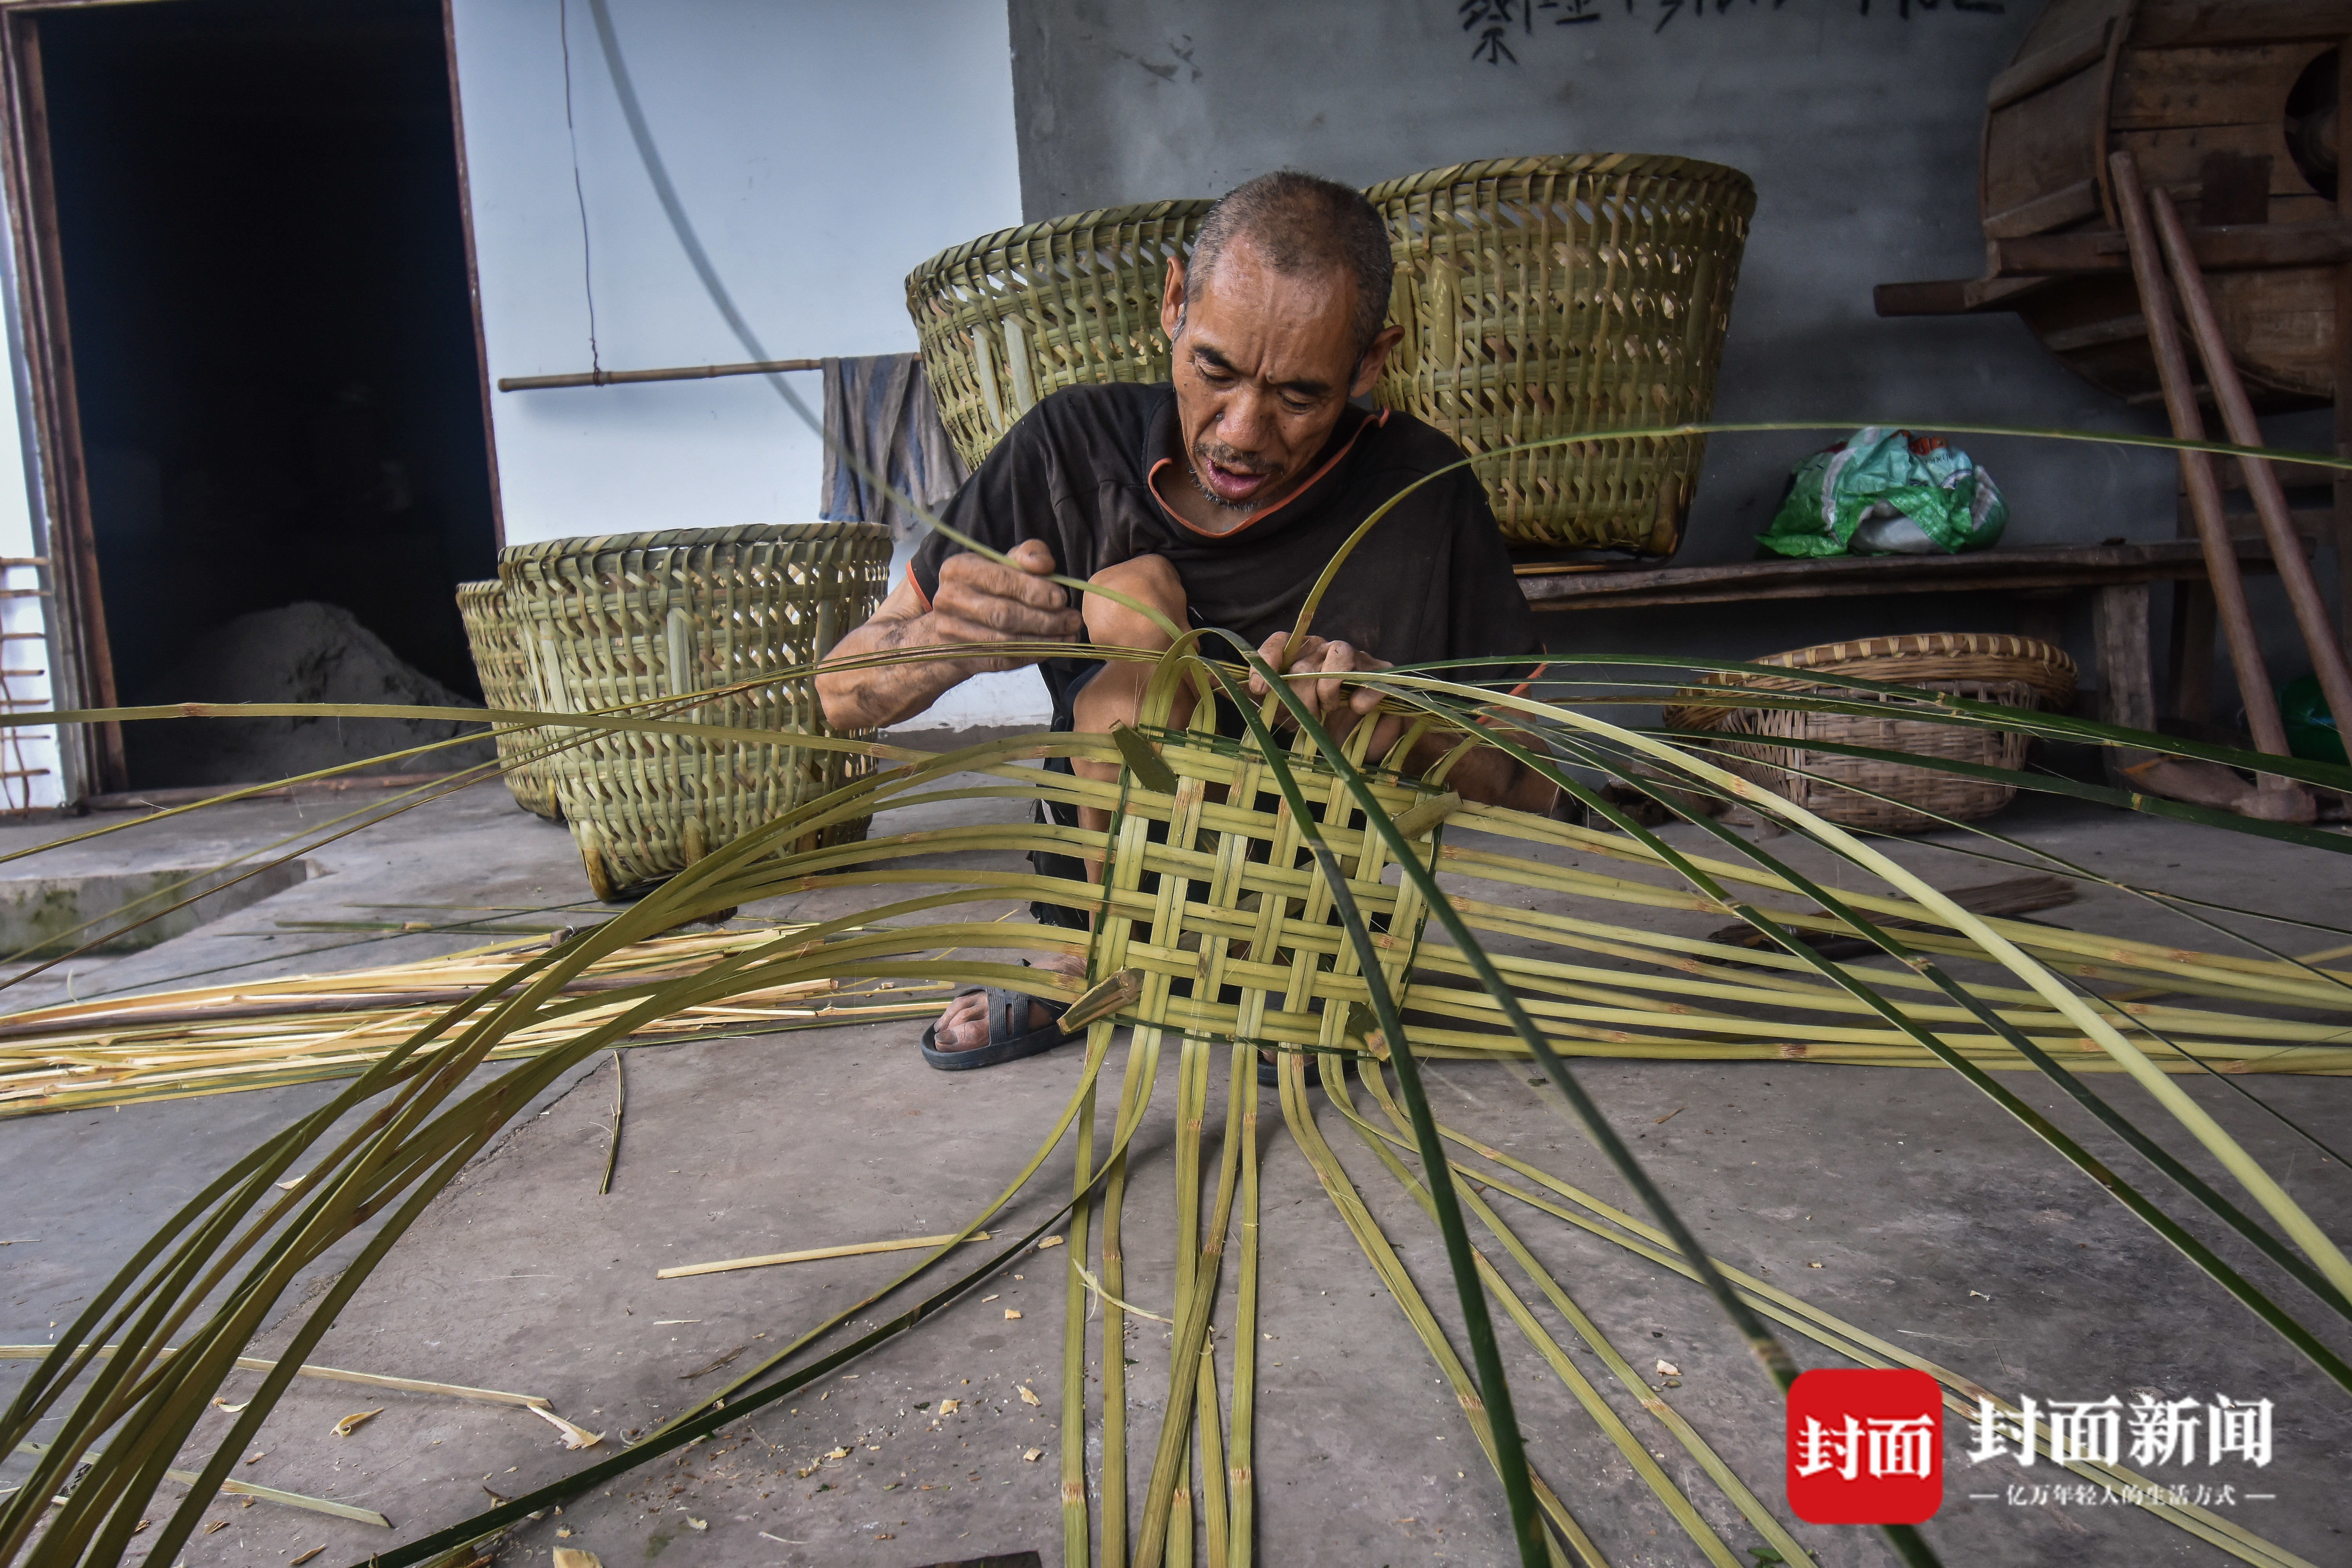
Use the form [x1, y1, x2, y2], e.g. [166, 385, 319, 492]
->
[131, 601, 495, 786]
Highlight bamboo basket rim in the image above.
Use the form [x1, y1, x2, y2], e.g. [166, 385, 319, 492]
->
[498, 521, 888, 569]
[1364, 151, 1758, 207]
[1662, 632, 2078, 735]
[905, 198, 1218, 291]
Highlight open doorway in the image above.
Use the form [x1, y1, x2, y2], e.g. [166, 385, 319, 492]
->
[26, 0, 497, 791]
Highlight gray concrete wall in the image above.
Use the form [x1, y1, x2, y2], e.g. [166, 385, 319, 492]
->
[1006, 0, 2331, 717]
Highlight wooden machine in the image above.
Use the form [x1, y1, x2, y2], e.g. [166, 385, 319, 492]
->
[1877, 1, 2352, 818]
[1880, 0, 2352, 411]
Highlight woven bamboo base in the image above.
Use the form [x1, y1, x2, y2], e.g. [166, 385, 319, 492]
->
[455, 580, 562, 822]
[497, 524, 890, 899]
[1074, 725, 1445, 1053]
[1662, 633, 2079, 832]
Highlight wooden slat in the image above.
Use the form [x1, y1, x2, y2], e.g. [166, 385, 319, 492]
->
[1519, 541, 2296, 613]
[1985, 178, 2105, 240]
[2132, 0, 2352, 48]
[2041, 313, 2149, 352]
[1992, 218, 2352, 275]
[2112, 42, 2335, 130]
[2112, 122, 2321, 198]
[1988, 17, 2114, 109]
[1984, 65, 2108, 215]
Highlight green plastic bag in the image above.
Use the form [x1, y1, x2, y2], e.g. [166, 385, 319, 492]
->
[2280, 674, 2345, 766]
[1759, 427, 2008, 559]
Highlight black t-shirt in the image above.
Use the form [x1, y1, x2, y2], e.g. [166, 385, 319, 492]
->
[907, 381, 1544, 727]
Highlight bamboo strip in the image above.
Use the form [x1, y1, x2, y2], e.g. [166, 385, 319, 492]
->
[654, 1232, 993, 1279]
[0, 1347, 547, 1410]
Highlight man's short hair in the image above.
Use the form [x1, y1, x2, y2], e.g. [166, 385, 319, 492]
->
[1182, 171, 1395, 360]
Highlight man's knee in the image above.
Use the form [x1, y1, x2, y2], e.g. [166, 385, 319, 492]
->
[1083, 554, 1185, 648]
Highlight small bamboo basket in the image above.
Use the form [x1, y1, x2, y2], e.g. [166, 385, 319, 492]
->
[906, 199, 1212, 472]
[497, 523, 891, 899]
[1366, 154, 1755, 553]
[455, 581, 563, 822]
[1662, 633, 2078, 832]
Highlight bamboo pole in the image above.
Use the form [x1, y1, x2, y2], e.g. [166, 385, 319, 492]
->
[2147, 183, 2352, 753]
[496, 357, 820, 392]
[2107, 150, 2300, 793]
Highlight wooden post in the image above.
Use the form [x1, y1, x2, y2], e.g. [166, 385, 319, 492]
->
[2166, 579, 2217, 726]
[2094, 583, 2155, 781]
[2108, 150, 2298, 785]
[2014, 590, 2065, 651]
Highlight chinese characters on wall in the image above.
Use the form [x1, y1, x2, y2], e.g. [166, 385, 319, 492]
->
[1457, 0, 2006, 62]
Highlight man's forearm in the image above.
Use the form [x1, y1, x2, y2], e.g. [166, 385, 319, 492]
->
[1410, 725, 1558, 814]
[816, 617, 979, 730]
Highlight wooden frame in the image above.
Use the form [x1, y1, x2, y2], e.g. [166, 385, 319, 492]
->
[0, 0, 508, 799]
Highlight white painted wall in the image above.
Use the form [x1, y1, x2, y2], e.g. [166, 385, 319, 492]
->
[448, 0, 1050, 727]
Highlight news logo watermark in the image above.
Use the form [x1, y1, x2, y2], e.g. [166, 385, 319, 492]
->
[1785, 1369, 1943, 1524]
[1786, 1371, 2279, 1526]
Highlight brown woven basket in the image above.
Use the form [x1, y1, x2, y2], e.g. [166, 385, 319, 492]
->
[1365, 154, 1755, 553]
[497, 523, 891, 899]
[906, 200, 1213, 473]
[1661, 633, 2078, 832]
[454, 581, 563, 822]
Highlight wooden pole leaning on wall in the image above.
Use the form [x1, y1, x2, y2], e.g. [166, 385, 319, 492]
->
[2107, 150, 2313, 822]
[2337, 37, 2352, 645]
[2147, 182, 2352, 758]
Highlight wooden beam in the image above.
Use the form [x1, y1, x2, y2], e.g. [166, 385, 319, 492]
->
[1872, 276, 2046, 317]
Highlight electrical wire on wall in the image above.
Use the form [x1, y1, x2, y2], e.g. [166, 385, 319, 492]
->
[559, 0, 601, 379]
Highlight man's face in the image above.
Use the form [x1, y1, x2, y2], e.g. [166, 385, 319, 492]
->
[1158, 239, 1399, 525]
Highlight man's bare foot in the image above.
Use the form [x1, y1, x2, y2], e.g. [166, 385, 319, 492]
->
[928, 949, 1088, 1052]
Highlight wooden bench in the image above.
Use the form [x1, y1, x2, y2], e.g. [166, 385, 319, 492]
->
[1516, 539, 2296, 740]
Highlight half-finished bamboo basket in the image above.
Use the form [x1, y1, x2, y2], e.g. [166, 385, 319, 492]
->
[497, 523, 890, 899]
[1663, 632, 2078, 831]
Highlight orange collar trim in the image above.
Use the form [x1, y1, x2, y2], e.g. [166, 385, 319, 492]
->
[1147, 408, 1389, 540]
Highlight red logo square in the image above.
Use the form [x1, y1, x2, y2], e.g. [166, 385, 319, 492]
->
[1786, 1368, 1944, 1524]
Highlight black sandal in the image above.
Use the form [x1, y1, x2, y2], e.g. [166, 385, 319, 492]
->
[920, 976, 1072, 1071]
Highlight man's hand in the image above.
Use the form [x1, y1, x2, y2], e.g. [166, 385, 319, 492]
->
[817, 539, 1081, 730]
[926, 539, 1082, 672]
[1247, 631, 1405, 755]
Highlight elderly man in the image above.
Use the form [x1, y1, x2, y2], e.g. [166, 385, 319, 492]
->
[817, 170, 1552, 1068]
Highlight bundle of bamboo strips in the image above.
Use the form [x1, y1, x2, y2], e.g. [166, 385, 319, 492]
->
[0, 926, 947, 1116]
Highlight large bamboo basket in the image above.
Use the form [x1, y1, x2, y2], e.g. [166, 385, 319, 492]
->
[454, 580, 563, 822]
[1367, 154, 1755, 553]
[497, 524, 891, 900]
[906, 200, 1213, 472]
[1662, 633, 2077, 833]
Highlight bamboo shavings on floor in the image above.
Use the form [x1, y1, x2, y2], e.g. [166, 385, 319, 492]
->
[0, 925, 948, 1116]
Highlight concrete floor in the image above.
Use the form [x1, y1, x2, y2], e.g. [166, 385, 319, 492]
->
[2, 754, 2350, 1567]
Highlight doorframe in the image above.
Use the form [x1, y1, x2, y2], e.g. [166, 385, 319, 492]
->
[0, 0, 509, 800]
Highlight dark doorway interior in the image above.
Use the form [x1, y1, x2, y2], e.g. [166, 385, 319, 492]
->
[38, 0, 495, 786]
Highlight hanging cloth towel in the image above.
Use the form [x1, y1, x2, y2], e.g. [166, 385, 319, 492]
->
[818, 354, 968, 546]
